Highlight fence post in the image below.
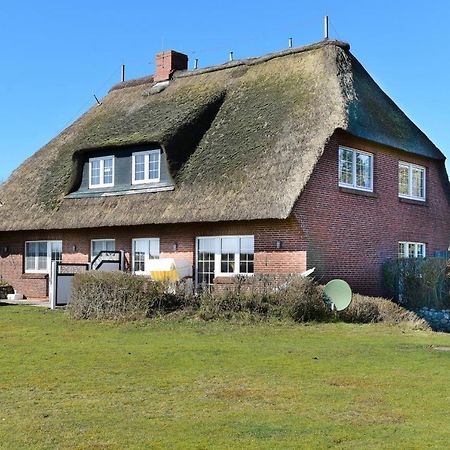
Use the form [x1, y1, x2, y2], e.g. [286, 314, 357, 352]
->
[49, 261, 57, 310]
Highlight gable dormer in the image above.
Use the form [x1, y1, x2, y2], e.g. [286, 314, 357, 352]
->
[66, 145, 174, 198]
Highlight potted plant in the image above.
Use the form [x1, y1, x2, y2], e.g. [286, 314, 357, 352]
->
[0, 279, 14, 299]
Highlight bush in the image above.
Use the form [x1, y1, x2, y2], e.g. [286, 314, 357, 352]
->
[67, 272, 196, 321]
[68, 272, 153, 320]
[376, 298, 430, 330]
[338, 294, 381, 323]
[281, 277, 331, 322]
[338, 294, 430, 330]
[66, 271, 429, 330]
[383, 257, 449, 309]
[0, 279, 14, 299]
[197, 285, 277, 321]
[197, 275, 331, 323]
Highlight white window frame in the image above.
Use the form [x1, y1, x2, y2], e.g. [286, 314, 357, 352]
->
[195, 235, 255, 286]
[132, 149, 161, 185]
[338, 146, 374, 192]
[398, 161, 426, 201]
[398, 241, 426, 258]
[88, 156, 115, 189]
[131, 238, 160, 275]
[25, 240, 63, 274]
[91, 239, 116, 261]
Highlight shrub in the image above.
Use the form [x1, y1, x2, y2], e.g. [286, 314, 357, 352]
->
[67, 271, 153, 320]
[338, 294, 381, 323]
[197, 288, 274, 321]
[376, 298, 430, 330]
[280, 277, 331, 322]
[338, 294, 430, 330]
[68, 272, 198, 321]
[66, 271, 429, 330]
[0, 279, 14, 299]
[197, 275, 331, 323]
[383, 257, 449, 309]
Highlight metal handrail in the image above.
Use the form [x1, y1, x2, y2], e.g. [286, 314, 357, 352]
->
[91, 250, 123, 270]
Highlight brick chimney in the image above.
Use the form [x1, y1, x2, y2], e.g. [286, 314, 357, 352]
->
[154, 50, 188, 82]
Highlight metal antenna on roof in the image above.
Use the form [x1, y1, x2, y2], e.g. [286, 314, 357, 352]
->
[194, 58, 199, 69]
[93, 94, 102, 106]
[229, 51, 234, 62]
[324, 15, 329, 40]
[288, 37, 293, 48]
[121, 64, 125, 82]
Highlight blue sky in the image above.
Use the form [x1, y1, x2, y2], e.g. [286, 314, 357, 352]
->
[1, 0, 450, 180]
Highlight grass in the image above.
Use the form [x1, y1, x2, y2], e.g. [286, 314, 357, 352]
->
[1, 306, 450, 449]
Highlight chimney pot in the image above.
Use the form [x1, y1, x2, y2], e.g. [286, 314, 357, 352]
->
[154, 50, 188, 82]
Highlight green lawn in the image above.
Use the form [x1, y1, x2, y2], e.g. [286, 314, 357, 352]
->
[1, 306, 450, 449]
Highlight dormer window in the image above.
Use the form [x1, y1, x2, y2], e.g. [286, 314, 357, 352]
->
[89, 156, 115, 188]
[132, 149, 161, 184]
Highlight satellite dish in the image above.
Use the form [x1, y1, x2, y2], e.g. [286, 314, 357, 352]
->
[324, 279, 352, 311]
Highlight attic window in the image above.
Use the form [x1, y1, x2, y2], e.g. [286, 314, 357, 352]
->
[132, 149, 161, 184]
[89, 156, 115, 188]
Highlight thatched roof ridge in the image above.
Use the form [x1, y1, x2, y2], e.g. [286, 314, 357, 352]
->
[109, 75, 154, 92]
[176, 40, 350, 77]
[0, 40, 445, 231]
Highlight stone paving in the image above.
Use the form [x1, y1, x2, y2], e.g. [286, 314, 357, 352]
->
[0, 298, 50, 308]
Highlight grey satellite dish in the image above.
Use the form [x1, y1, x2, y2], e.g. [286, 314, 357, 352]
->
[323, 279, 352, 311]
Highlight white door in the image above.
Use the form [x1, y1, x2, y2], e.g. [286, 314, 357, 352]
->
[132, 238, 160, 275]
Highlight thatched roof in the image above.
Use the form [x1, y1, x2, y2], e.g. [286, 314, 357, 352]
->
[0, 40, 445, 231]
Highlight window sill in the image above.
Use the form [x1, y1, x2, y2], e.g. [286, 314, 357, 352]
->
[132, 179, 161, 185]
[339, 187, 378, 198]
[21, 273, 49, 279]
[399, 197, 428, 207]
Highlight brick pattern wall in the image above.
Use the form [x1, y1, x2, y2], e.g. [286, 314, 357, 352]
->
[0, 218, 306, 298]
[2, 130, 448, 299]
[294, 130, 450, 295]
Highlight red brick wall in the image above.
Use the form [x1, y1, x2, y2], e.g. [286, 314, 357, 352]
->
[2, 130, 448, 299]
[293, 130, 450, 296]
[0, 218, 306, 298]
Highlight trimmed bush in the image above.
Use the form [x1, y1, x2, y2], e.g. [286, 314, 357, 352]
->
[68, 272, 154, 320]
[68, 272, 197, 320]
